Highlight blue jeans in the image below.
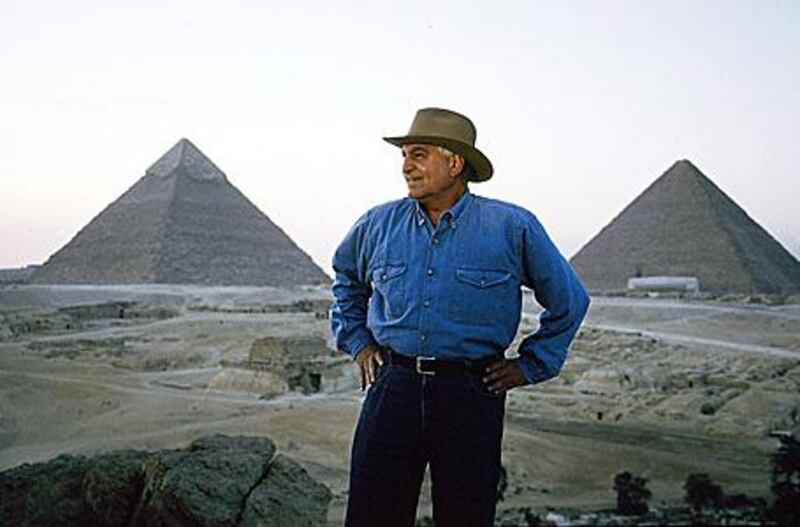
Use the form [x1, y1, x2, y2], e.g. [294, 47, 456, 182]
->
[345, 357, 506, 527]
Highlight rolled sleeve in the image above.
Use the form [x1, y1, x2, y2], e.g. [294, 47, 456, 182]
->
[517, 213, 590, 384]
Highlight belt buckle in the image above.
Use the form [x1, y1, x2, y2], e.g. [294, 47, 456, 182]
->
[416, 356, 436, 376]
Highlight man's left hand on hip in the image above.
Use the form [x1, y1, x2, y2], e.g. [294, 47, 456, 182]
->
[482, 358, 528, 394]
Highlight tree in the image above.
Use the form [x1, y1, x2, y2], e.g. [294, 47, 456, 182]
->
[770, 435, 800, 524]
[613, 471, 652, 515]
[684, 473, 723, 514]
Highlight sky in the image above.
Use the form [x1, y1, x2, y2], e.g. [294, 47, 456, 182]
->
[1, 0, 798, 273]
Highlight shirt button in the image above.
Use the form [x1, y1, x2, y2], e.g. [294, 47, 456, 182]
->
[427, 268, 434, 276]
[423, 300, 430, 307]
[420, 335, 427, 341]
[432, 237, 439, 244]
[382, 274, 387, 281]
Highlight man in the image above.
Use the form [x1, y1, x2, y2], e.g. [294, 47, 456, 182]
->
[330, 108, 589, 526]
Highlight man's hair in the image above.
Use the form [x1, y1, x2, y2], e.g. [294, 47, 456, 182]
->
[437, 146, 475, 182]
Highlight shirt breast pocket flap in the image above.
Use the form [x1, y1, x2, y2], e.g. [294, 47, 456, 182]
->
[372, 264, 407, 285]
[455, 268, 511, 289]
[371, 264, 407, 318]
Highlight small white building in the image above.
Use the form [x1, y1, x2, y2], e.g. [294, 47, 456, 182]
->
[627, 276, 700, 292]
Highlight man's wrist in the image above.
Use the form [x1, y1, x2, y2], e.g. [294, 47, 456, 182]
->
[514, 354, 540, 385]
[346, 334, 377, 359]
[353, 342, 379, 361]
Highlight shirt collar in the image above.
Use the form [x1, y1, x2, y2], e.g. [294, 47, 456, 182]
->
[413, 189, 473, 229]
[445, 189, 472, 226]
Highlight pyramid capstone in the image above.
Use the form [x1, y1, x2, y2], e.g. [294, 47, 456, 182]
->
[146, 138, 227, 182]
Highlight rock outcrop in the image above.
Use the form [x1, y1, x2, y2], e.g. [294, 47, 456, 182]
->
[0, 434, 332, 527]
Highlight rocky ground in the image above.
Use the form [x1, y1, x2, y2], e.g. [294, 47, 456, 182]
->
[1, 285, 798, 524]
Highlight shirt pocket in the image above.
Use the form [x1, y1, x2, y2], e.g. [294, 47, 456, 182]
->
[448, 267, 514, 325]
[370, 263, 408, 319]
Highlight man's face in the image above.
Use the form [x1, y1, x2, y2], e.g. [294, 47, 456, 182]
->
[401, 144, 461, 201]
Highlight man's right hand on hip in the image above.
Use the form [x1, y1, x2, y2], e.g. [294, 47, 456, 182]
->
[355, 345, 386, 391]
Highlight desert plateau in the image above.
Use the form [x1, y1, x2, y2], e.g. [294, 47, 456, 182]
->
[1, 284, 797, 523]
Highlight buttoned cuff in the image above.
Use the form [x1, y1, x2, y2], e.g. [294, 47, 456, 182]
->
[344, 333, 378, 360]
[516, 351, 553, 385]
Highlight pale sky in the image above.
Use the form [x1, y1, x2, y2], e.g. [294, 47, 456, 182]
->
[1, 0, 798, 273]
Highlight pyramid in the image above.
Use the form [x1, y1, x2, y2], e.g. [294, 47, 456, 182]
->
[570, 160, 800, 294]
[32, 139, 330, 286]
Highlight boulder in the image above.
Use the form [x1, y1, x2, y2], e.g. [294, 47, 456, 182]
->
[0, 434, 332, 527]
[241, 454, 332, 527]
[136, 435, 276, 526]
[84, 450, 147, 525]
[0, 454, 94, 526]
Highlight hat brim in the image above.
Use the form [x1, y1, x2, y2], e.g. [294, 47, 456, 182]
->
[383, 135, 493, 182]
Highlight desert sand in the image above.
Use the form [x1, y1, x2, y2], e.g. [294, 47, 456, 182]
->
[1, 285, 798, 522]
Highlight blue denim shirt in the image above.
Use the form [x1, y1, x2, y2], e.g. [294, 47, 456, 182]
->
[330, 190, 590, 384]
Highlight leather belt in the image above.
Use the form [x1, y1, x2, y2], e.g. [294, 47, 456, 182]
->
[388, 349, 501, 376]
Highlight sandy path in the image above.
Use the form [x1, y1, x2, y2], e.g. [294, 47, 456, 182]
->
[586, 322, 800, 359]
[523, 295, 800, 358]
[589, 296, 800, 319]
[0, 367, 359, 407]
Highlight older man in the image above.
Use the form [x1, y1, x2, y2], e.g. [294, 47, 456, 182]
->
[330, 108, 589, 526]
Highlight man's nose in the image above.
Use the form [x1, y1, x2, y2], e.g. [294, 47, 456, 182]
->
[402, 157, 414, 174]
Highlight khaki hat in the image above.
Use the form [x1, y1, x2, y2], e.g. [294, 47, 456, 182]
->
[383, 108, 493, 182]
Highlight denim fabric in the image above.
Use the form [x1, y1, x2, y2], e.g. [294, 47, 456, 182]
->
[330, 191, 590, 384]
[345, 360, 505, 527]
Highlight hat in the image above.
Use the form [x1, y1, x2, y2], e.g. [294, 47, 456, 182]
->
[383, 108, 493, 182]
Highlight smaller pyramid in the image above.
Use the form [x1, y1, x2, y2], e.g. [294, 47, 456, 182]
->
[33, 139, 330, 286]
[570, 160, 800, 294]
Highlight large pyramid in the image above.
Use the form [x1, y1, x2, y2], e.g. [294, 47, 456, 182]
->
[32, 139, 330, 286]
[570, 160, 800, 294]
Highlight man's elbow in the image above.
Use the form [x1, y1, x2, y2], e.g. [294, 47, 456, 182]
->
[573, 281, 591, 322]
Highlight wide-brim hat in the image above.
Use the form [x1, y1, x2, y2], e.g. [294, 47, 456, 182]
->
[383, 108, 493, 182]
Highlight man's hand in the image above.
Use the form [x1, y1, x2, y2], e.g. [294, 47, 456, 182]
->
[355, 345, 386, 391]
[483, 358, 527, 394]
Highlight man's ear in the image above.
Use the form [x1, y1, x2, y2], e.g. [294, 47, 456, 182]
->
[450, 154, 465, 178]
